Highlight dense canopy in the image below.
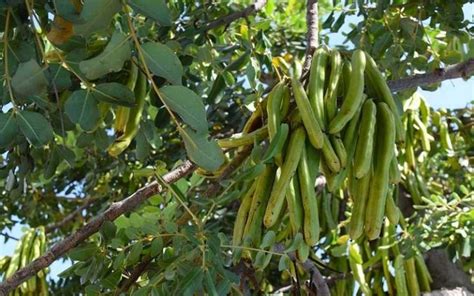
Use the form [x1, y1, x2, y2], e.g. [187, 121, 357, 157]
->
[0, 0, 473, 295]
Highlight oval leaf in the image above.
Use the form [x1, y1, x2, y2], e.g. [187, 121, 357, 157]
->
[74, 0, 122, 37]
[16, 111, 54, 147]
[68, 243, 101, 261]
[11, 59, 48, 99]
[79, 31, 131, 80]
[0, 112, 18, 147]
[142, 42, 183, 85]
[92, 83, 136, 106]
[128, 0, 172, 26]
[160, 86, 208, 134]
[65, 90, 100, 131]
[181, 127, 224, 171]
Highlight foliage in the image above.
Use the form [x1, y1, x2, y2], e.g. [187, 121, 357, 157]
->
[0, 0, 473, 295]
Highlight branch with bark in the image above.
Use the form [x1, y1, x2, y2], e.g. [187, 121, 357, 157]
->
[302, 0, 319, 76]
[203, 0, 267, 32]
[0, 161, 195, 296]
[273, 244, 330, 295]
[388, 58, 474, 92]
[2, 2, 474, 292]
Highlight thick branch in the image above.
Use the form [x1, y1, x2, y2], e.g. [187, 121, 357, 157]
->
[0, 161, 196, 296]
[302, 0, 319, 76]
[204, 0, 267, 32]
[388, 58, 474, 92]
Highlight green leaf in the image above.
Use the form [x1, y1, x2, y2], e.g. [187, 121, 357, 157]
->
[101, 271, 122, 289]
[204, 270, 218, 296]
[160, 86, 208, 134]
[128, 0, 172, 26]
[132, 287, 151, 296]
[179, 267, 204, 295]
[91, 83, 136, 106]
[141, 42, 183, 85]
[11, 59, 48, 99]
[112, 252, 126, 270]
[126, 241, 143, 266]
[254, 251, 272, 270]
[181, 127, 224, 171]
[68, 243, 100, 261]
[85, 284, 101, 296]
[100, 221, 117, 241]
[74, 0, 122, 37]
[0, 112, 18, 147]
[278, 254, 290, 271]
[47, 64, 72, 91]
[79, 31, 131, 80]
[65, 90, 100, 131]
[225, 52, 250, 71]
[149, 237, 163, 257]
[16, 111, 54, 147]
[135, 130, 151, 161]
[260, 231, 276, 249]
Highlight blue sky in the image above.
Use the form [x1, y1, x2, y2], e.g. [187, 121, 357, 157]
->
[1, 3, 473, 282]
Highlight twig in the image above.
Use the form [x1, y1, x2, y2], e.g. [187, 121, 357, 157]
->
[301, 259, 330, 296]
[203, 0, 267, 32]
[301, 0, 319, 78]
[0, 161, 196, 296]
[273, 244, 330, 296]
[387, 58, 474, 92]
[0, 232, 19, 241]
[115, 257, 152, 295]
[45, 197, 98, 233]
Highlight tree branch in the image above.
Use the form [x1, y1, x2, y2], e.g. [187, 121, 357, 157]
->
[274, 244, 330, 296]
[0, 160, 196, 296]
[387, 58, 474, 92]
[115, 257, 152, 295]
[0, 232, 19, 241]
[203, 0, 267, 32]
[302, 0, 319, 77]
[45, 197, 98, 234]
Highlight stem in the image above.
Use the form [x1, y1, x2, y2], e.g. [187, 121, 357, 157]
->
[3, 8, 17, 109]
[301, 0, 319, 76]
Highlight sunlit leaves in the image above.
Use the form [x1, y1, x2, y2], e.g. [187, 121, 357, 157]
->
[160, 86, 208, 134]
